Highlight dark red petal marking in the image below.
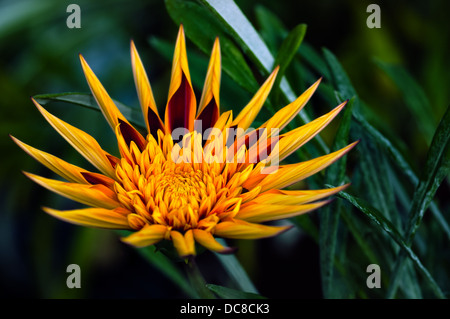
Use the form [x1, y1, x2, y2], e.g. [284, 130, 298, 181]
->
[167, 74, 195, 132]
[147, 106, 165, 139]
[257, 134, 284, 162]
[243, 128, 263, 150]
[196, 99, 219, 133]
[81, 171, 115, 189]
[118, 119, 147, 151]
[226, 124, 238, 148]
[106, 154, 119, 169]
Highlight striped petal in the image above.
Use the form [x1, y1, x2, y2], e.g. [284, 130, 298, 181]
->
[247, 141, 358, 192]
[117, 119, 147, 152]
[11, 136, 88, 184]
[25, 172, 121, 209]
[253, 184, 350, 205]
[236, 200, 330, 223]
[79, 54, 130, 130]
[165, 25, 197, 132]
[276, 100, 347, 161]
[214, 219, 291, 239]
[33, 99, 117, 178]
[231, 66, 279, 131]
[193, 229, 235, 254]
[81, 171, 116, 189]
[171, 229, 196, 257]
[121, 224, 169, 247]
[196, 38, 221, 130]
[131, 41, 158, 115]
[261, 78, 321, 133]
[43, 206, 131, 229]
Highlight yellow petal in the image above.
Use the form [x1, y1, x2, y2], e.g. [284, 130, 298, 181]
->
[254, 184, 350, 205]
[130, 40, 159, 133]
[33, 99, 117, 178]
[213, 219, 291, 239]
[165, 25, 197, 132]
[193, 229, 235, 254]
[276, 100, 347, 161]
[231, 66, 279, 131]
[121, 224, 168, 247]
[171, 229, 196, 257]
[196, 37, 221, 127]
[43, 206, 131, 229]
[11, 136, 88, 184]
[239, 186, 262, 203]
[79, 54, 130, 130]
[236, 200, 330, 223]
[250, 141, 358, 192]
[261, 78, 321, 133]
[25, 172, 120, 209]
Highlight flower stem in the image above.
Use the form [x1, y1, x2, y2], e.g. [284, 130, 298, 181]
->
[185, 257, 215, 299]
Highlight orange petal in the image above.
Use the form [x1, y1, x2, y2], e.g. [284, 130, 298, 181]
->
[121, 224, 168, 247]
[236, 200, 331, 223]
[80, 171, 116, 189]
[25, 172, 120, 210]
[33, 99, 116, 178]
[79, 54, 130, 130]
[192, 229, 235, 254]
[276, 100, 347, 161]
[254, 184, 350, 205]
[171, 229, 196, 257]
[231, 67, 279, 131]
[213, 219, 291, 239]
[196, 38, 221, 129]
[261, 78, 321, 133]
[165, 25, 197, 132]
[43, 206, 131, 229]
[250, 141, 358, 192]
[130, 40, 159, 133]
[11, 135, 88, 184]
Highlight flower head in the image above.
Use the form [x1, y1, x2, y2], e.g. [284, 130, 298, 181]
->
[13, 26, 357, 258]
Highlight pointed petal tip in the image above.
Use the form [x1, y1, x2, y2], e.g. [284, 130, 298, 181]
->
[218, 246, 238, 255]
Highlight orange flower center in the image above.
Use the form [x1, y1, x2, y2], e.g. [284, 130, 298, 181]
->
[113, 133, 245, 233]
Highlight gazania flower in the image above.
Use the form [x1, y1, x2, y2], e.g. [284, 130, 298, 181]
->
[12, 25, 357, 258]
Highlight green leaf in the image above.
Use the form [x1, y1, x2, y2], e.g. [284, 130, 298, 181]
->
[387, 105, 450, 298]
[298, 43, 331, 80]
[337, 191, 446, 299]
[353, 111, 450, 241]
[375, 59, 436, 143]
[33, 92, 146, 130]
[322, 48, 449, 240]
[407, 105, 450, 244]
[273, 24, 307, 99]
[319, 97, 354, 298]
[214, 238, 258, 294]
[206, 284, 266, 299]
[254, 5, 287, 52]
[322, 48, 358, 106]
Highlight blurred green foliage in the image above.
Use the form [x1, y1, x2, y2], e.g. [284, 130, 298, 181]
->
[1, 0, 449, 298]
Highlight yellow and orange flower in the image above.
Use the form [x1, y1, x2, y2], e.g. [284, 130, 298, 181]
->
[12, 26, 357, 258]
